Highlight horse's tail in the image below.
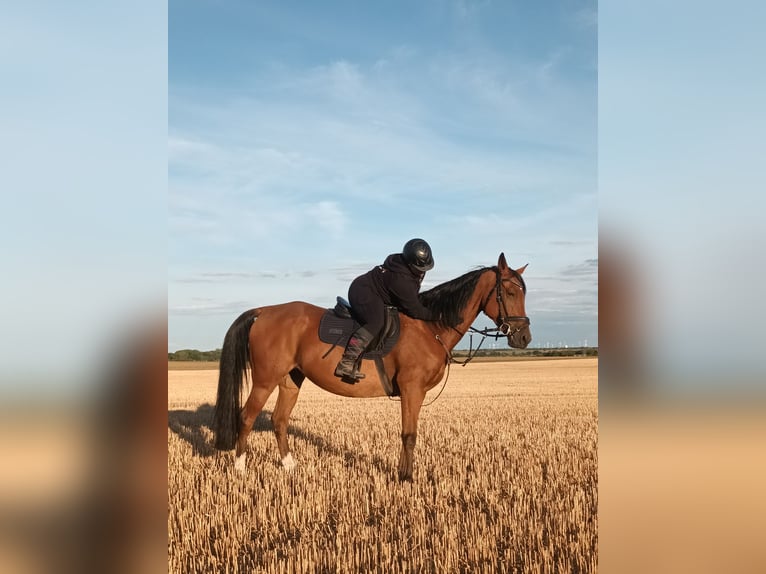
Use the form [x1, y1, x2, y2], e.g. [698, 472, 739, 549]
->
[213, 309, 257, 450]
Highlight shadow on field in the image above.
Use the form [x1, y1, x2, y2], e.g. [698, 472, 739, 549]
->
[287, 425, 396, 476]
[168, 404, 396, 475]
[168, 404, 273, 457]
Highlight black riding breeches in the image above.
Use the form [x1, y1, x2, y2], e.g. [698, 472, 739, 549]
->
[348, 276, 385, 337]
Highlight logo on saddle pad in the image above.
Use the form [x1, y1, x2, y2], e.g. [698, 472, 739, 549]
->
[318, 298, 400, 359]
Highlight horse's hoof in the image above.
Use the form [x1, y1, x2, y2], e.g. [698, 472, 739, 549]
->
[281, 452, 297, 471]
[234, 453, 247, 472]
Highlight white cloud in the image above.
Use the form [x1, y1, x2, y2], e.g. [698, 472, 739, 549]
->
[453, 0, 492, 21]
[168, 135, 215, 161]
[573, 4, 598, 30]
[307, 200, 347, 238]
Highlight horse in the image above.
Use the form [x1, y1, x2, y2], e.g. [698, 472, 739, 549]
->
[212, 253, 531, 481]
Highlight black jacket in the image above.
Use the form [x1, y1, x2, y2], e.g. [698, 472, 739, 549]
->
[365, 254, 438, 321]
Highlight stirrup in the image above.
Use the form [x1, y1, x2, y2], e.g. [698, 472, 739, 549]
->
[334, 364, 365, 383]
[341, 372, 365, 384]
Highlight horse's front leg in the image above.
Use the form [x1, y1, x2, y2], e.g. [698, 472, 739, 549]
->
[398, 387, 426, 482]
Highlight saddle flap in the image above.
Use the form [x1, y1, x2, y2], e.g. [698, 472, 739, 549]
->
[319, 306, 400, 358]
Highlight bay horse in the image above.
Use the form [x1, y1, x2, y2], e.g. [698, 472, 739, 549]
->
[212, 253, 530, 481]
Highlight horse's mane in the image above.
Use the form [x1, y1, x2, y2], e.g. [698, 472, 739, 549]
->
[419, 267, 494, 329]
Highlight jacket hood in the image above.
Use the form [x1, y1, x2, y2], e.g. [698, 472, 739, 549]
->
[383, 253, 424, 279]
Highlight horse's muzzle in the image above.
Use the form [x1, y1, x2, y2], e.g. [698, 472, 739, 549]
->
[504, 321, 531, 349]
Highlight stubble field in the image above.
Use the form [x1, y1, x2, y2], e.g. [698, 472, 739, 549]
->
[168, 358, 598, 573]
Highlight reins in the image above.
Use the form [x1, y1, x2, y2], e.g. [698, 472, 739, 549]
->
[388, 330, 456, 406]
[417, 269, 530, 406]
[422, 325, 505, 407]
[441, 325, 508, 366]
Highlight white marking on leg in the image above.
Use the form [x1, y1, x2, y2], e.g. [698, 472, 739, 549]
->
[281, 452, 297, 471]
[234, 452, 247, 472]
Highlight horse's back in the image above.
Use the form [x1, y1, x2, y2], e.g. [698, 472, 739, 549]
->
[246, 300, 447, 396]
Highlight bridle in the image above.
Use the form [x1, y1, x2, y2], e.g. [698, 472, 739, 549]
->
[492, 268, 530, 337]
[435, 268, 531, 367]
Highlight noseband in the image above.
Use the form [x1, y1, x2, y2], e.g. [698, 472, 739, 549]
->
[493, 269, 530, 337]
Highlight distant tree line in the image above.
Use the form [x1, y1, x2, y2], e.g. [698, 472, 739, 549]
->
[168, 348, 222, 361]
[452, 347, 598, 358]
[169, 347, 596, 361]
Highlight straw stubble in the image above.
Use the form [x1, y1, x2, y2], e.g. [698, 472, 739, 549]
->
[169, 358, 597, 573]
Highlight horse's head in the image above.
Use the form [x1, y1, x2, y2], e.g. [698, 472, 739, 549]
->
[487, 253, 531, 349]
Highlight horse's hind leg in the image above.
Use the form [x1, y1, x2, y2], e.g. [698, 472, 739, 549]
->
[234, 381, 277, 471]
[271, 369, 303, 470]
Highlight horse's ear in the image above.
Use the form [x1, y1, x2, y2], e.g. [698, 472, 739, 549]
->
[516, 263, 528, 275]
[498, 252, 508, 270]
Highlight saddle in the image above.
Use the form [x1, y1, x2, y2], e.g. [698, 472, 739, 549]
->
[318, 297, 400, 358]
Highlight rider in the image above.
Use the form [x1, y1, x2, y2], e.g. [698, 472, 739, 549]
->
[334, 238, 439, 383]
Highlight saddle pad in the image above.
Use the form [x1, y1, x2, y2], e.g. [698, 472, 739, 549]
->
[318, 308, 400, 359]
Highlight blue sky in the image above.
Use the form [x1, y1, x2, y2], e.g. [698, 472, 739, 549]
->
[169, 0, 598, 352]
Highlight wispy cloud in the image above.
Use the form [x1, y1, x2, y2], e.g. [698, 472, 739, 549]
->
[174, 270, 322, 284]
[307, 200, 347, 238]
[523, 258, 598, 337]
[573, 3, 598, 31]
[453, 0, 491, 18]
[560, 258, 598, 278]
[170, 47, 592, 203]
[169, 299, 253, 316]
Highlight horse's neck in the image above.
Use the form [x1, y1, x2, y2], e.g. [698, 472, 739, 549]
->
[433, 271, 494, 350]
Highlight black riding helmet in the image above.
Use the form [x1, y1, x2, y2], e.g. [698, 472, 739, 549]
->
[402, 238, 434, 272]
